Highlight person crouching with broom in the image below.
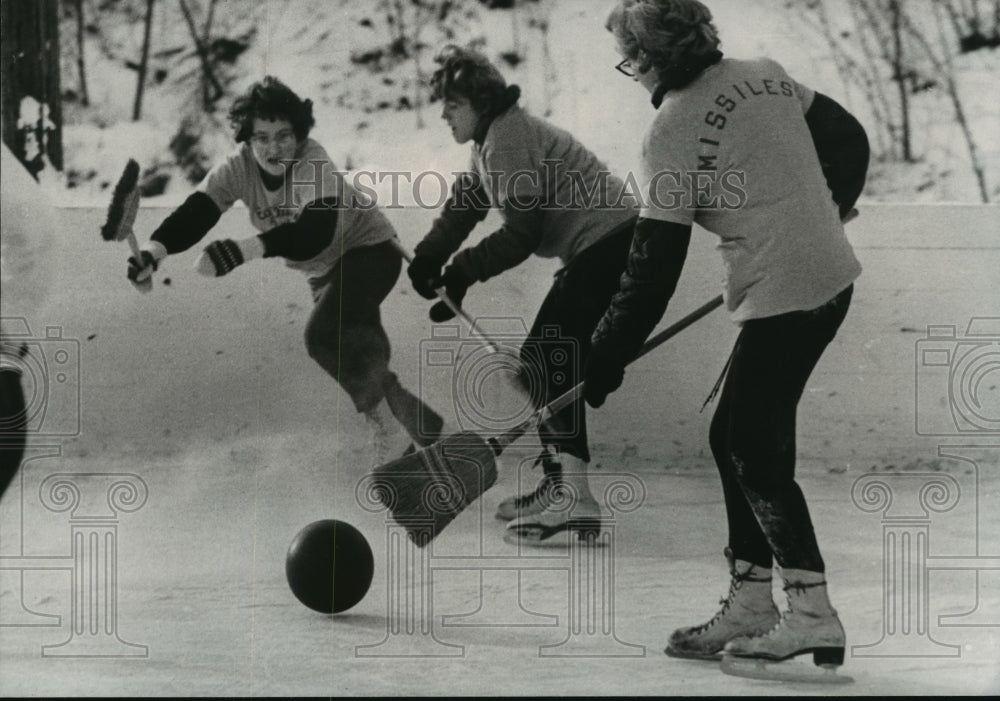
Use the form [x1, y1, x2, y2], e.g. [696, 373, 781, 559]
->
[124, 76, 446, 465]
[406, 46, 641, 546]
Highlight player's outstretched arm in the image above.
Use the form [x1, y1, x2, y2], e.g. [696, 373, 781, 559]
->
[127, 192, 222, 290]
[194, 198, 338, 278]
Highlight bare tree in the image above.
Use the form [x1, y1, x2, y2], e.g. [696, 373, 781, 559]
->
[888, 0, 913, 160]
[377, 0, 476, 128]
[388, 0, 444, 128]
[74, 0, 89, 106]
[525, 0, 557, 117]
[177, 0, 224, 108]
[906, 0, 991, 201]
[200, 0, 218, 109]
[786, 0, 994, 201]
[133, 0, 155, 120]
[786, 0, 893, 156]
[850, 0, 918, 161]
[845, 0, 894, 156]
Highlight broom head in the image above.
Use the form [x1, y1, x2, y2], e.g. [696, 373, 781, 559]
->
[100, 159, 141, 243]
[370, 431, 498, 546]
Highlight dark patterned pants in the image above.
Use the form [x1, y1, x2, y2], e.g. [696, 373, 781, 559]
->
[710, 284, 854, 572]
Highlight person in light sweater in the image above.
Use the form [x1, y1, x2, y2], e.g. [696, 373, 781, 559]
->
[407, 45, 640, 545]
[127, 76, 445, 464]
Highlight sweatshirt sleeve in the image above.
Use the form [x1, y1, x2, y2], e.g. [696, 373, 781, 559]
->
[449, 199, 544, 283]
[591, 217, 692, 365]
[150, 191, 222, 254]
[412, 171, 490, 264]
[257, 197, 338, 262]
[804, 91, 870, 218]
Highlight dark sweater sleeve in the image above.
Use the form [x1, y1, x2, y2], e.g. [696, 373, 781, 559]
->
[257, 197, 339, 263]
[805, 92, 870, 218]
[591, 218, 692, 365]
[150, 191, 222, 253]
[450, 199, 543, 283]
[413, 171, 490, 264]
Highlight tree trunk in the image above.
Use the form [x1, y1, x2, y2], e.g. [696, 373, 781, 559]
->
[133, 0, 155, 121]
[933, 3, 992, 202]
[531, 0, 557, 117]
[201, 0, 218, 109]
[889, 0, 913, 162]
[846, 0, 894, 157]
[178, 0, 224, 106]
[0, 0, 63, 176]
[75, 0, 89, 106]
[910, 1, 992, 202]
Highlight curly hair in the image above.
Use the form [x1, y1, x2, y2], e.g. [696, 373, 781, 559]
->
[228, 76, 315, 144]
[606, 0, 721, 75]
[429, 45, 509, 115]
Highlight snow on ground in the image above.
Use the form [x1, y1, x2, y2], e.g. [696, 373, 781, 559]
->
[54, 0, 1000, 207]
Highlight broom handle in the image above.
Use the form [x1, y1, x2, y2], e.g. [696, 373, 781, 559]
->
[488, 294, 725, 453]
[126, 230, 143, 261]
[390, 238, 505, 354]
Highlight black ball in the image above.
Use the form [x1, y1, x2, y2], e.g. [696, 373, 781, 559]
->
[285, 519, 374, 614]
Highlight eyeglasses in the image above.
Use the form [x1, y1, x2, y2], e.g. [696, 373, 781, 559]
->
[615, 58, 635, 77]
[250, 130, 297, 148]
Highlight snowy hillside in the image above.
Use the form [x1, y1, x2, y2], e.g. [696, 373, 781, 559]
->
[52, 0, 1000, 207]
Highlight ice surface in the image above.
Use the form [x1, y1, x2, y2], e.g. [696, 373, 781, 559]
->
[0, 203, 997, 696]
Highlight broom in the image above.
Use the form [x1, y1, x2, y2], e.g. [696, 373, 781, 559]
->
[100, 159, 147, 283]
[372, 293, 725, 546]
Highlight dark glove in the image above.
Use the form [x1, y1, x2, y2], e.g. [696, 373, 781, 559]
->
[407, 255, 443, 300]
[196, 239, 245, 277]
[428, 266, 472, 322]
[126, 249, 161, 292]
[583, 350, 625, 409]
